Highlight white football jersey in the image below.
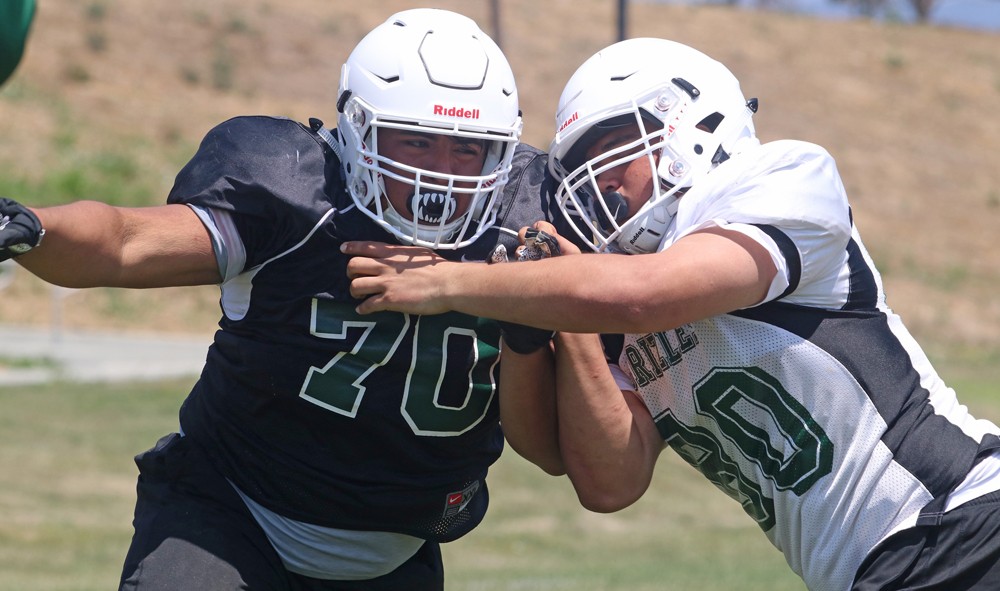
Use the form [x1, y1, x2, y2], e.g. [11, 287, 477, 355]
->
[612, 140, 1000, 591]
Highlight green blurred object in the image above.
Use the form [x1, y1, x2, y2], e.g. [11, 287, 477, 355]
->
[0, 0, 36, 85]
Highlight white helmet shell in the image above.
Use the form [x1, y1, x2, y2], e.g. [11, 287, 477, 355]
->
[549, 38, 758, 254]
[337, 9, 522, 249]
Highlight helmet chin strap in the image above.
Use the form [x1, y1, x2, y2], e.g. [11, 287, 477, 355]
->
[611, 189, 681, 255]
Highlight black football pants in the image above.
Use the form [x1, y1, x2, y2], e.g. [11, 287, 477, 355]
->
[118, 433, 444, 591]
[852, 488, 1000, 590]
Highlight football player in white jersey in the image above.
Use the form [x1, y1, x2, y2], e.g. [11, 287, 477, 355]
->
[344, 38, 1000, 590]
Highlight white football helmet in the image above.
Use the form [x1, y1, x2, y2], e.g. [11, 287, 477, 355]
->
[549, 38, 759, 254]
[337, 9, 522, 249]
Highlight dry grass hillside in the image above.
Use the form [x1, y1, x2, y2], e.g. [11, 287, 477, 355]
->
[0, 0, 998, 363]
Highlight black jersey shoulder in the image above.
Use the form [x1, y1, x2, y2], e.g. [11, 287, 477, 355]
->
[167, 117, 340, 227]
[167, 115, 348, 265]
[493, 143, 560, 233]
[442, 143, 563, 262]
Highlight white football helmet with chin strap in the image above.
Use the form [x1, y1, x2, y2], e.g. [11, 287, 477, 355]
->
[549, 38, 759, 254]
[336, 9, 522, 249]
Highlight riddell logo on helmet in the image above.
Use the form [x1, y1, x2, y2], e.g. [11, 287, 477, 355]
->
[557, 111, 579, 133]
[434, 105, 480, 119]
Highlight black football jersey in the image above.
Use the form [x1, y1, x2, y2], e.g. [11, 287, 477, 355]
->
[166, 115, 557, 541]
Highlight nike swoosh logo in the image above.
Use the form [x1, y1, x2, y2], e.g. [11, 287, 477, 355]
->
[460, 254, 487, 263]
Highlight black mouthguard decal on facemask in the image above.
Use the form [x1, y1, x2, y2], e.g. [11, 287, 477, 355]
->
[407, 191, 458, 225]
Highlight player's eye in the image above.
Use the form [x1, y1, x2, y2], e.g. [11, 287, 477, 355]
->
[454, 139, 485, 157]
[402, 136, 431, 149]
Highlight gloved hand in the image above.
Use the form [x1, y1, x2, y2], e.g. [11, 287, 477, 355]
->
[514, 227, 561, 260]
[0, 197, 44, 262]
[488, 228, 560, 355]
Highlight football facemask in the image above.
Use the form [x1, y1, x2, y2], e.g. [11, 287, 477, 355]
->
[554, 106, 686, 254]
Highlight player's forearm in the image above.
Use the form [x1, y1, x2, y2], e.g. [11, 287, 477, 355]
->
[498, 345, 565, 476]
[554, 332, 658, 513]
[16, 201, 127, 287]
[440, 254, 652, 334]
[441, 230, 773, 335]
[345, 239, 676, 331]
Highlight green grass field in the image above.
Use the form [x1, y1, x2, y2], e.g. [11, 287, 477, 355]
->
[1, 368, 997, 591]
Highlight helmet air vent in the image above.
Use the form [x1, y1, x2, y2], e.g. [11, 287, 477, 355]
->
[696, 112, 725, 133]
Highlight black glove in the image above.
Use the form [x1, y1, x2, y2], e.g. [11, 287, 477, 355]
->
[0, 197, 44, 262]
[515, 227, 561, 260]
[488, 228, 560, 355]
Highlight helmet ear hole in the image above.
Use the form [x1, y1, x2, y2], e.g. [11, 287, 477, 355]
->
[711, 145, 731, 165]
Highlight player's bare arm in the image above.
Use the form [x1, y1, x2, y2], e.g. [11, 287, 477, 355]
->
[344, 225, 776, 334]
[498, 343, 565, 476]
[344, 221, 577, 316]
[18, 201, 220, 288]
[554, 331, 664, 513]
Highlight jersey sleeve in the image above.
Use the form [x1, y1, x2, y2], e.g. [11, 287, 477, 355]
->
[166, 116, 337, 269]
[609, 362, 637, 393]
[675, 140, 853, 306]
[492, 143, 562, 233]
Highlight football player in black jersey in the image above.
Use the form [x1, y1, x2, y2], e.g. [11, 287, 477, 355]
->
[0, 8, 557, 590]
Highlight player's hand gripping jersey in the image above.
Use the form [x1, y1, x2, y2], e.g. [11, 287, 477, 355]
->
[608, 139, 1000, 591]
[167, 115, 555, 542]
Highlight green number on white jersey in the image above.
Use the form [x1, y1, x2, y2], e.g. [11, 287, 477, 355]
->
[655, 366, 833, 531]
